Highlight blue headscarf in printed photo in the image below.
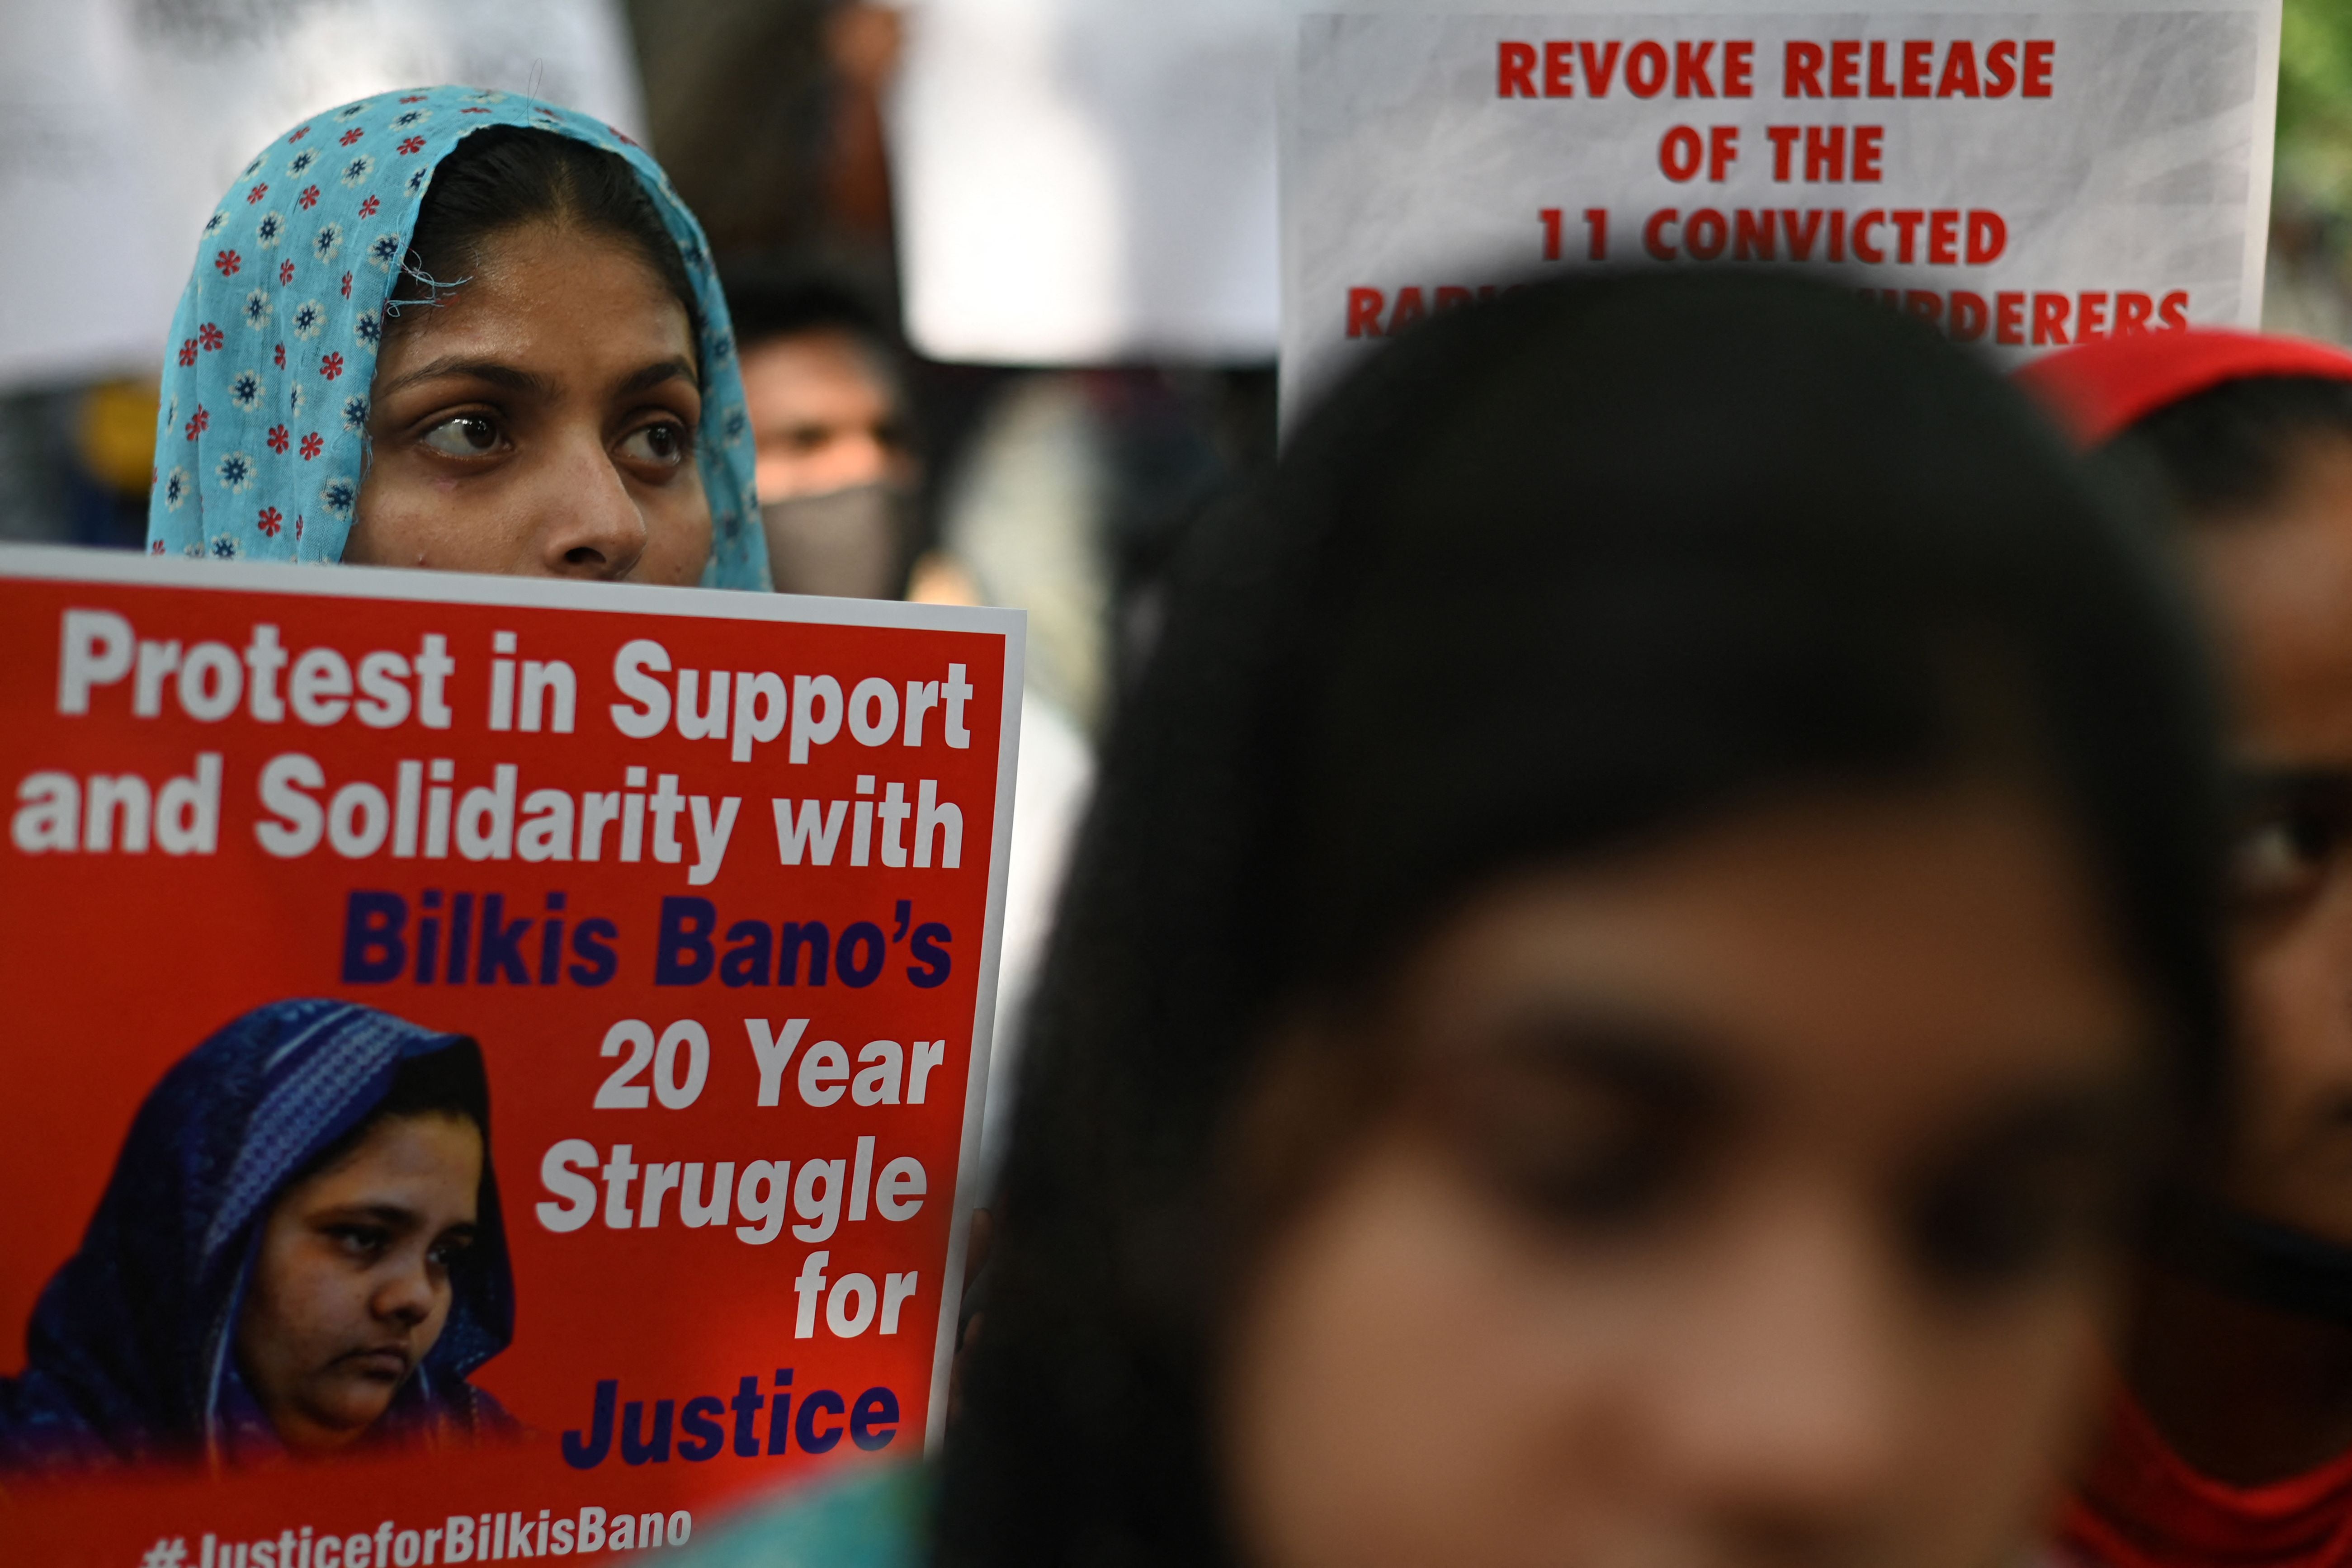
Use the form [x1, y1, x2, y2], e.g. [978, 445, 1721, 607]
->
[144, 86, 769, 590]
[0, 999, 515, 1474]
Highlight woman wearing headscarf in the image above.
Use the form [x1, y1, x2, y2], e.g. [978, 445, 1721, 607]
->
[2021, 332, 2352, 1568]
[0, 999, 512, 1474]
[665, 272, 2230, 1568]
[145, 86, 767, 589]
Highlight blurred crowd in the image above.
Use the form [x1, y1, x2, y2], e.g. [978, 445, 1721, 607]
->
[14, 5, 2352, 1568]
[0, 0, 1281, 1185]
[0, 0, 1277, 721]
[12, 0, 2347, 694]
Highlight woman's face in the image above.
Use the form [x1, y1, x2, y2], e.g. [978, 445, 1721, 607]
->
[2192, 438, 2352, 1243]
[1220, 785, 2151, 1568]
[740, 326, 915, 504]
[344, 222, 711, 582]
[236, 1111, 483, 1455]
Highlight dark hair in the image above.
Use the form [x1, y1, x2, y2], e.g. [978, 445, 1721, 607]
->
[940, 273, 2228, 1568]
[2106, 374, 2352, 519]
[718, 258, 897, 356]
[388, 126, 699, 362]
[297, 1042, 490, 1187]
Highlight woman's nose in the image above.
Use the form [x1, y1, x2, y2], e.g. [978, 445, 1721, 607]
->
[373, 1256, 438, 1329]
[534, 431, 650, 580]
[1645, 1182, 1912, 1550]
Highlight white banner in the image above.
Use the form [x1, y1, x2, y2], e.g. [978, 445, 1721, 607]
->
[889, 0, 1293, 364]
[0, 0, 643, 392]
[1280, 4, 2281, 417]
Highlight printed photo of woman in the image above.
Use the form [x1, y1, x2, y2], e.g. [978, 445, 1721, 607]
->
[0, 999, 514, 1474]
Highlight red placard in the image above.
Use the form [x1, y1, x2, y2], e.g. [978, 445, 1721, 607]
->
[0, 547, 1022, 1566]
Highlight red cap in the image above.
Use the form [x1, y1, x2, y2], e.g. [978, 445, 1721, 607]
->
[2015, 329, 2352, 449]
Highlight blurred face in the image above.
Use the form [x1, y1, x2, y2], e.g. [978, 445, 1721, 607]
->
[1220, 785, 2151, 1568]
[236, 1112, 483, 1455]
[2193, 438, 2352, 1242]
[345, 222, 710, 583]
[739, 326, 913, 502]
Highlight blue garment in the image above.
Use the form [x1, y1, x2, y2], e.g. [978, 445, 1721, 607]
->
[143, 86, 768, 590]
[656, 1464, 928, 1568]
[0, 999, 515, 1473]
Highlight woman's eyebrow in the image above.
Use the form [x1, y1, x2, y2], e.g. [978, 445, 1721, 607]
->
[614, 356, 699, 397]
[1475, 1008, 1732, 1117]
[320, 1202, 423, 1231]
[2234, 763, 2352, 812]
[377, 357, 557, 398]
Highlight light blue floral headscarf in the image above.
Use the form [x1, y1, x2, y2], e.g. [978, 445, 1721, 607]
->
[145, 86, 769, 590]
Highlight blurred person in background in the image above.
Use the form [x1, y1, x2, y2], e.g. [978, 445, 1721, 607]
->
[663, 272, 2228, 1568]
[145, 86, 767, 591]
[2026, 332, 2352, 1568]
[723, 257, 1094, 1188]
[725, 260, 923, 599]
[0, 381, 152, 550]
[627, 0, 900, 276]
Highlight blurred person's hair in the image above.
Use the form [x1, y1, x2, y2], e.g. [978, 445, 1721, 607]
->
[718, 257, 900, 359]
[387, 126, 701, 359]
[2106, 375, 2352, 520]
[940, 271, 2228, 1568]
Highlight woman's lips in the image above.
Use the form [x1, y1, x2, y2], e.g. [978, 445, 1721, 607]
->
[338, 1346, 411, 1381]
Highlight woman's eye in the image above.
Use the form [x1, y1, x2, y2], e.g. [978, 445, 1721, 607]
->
[425, 1233, 474, 1270]
[1493, 1135, 1683, 1234]
[1442, 1078, 1694, 1238]
[2231, 811, 2334, 905]
[328, 1225, 391, 1259]
[1908, 1174, 2052, 1294]
[1904, 1126, 2121, 1299]
[617, 421, 691, 468]
[418, 415, 504, 458]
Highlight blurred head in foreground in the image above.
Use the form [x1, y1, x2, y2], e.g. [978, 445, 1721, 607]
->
[2024, 331, 2352, 1542]
[723, 261, 921, 599]
[945, 273, 2226, 1568]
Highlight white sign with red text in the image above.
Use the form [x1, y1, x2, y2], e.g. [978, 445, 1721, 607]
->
[1280, 5, 2281, 416]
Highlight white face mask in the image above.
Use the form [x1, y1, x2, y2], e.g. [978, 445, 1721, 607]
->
[760, 481, 916, 600]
